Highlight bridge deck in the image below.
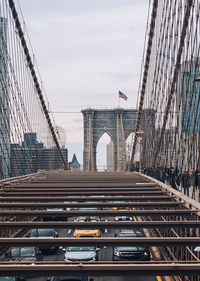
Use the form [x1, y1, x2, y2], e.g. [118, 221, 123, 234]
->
[0, 171, 199, 281]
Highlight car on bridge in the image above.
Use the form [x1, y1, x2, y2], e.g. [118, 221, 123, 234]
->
[4, 247, 43, 262]
[64, 246, 100, 261]
[112, 200, 132, 211]
[27, 228, 59, 254]
[73, 227, 101, 238]
[74, 216, 100, 222]
[47, 277, 93, 281]
[113, 230, 150, 261]
[114, 216, 133, 221]
[44, 201, 66, 221]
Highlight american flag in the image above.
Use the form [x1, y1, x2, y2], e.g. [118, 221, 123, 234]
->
[119, 91, 128, 100]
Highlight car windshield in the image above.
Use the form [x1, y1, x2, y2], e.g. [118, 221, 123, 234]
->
[11, 247, 36, 257]
[46, 208, 63, 211]
[75, 227, 99, 231]
[30, 229, 54, 237]
[79, 208, 98, 211]
[118, 232, 144, 237]
[67, 247, 95, 252]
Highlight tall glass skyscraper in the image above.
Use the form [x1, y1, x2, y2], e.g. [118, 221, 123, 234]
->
[182, 70, 200, 133]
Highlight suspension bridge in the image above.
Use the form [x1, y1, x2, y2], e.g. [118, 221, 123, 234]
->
[0, 0, 199, 280]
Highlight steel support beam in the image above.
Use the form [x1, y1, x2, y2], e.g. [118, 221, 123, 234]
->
[0, 201, 181, 208]
[0, 220, 199, 228]
[0, 195, 172, 201]
[0, 209, 195, 217]
[0, 237, 200, 247]
[1, 187, 160, 192]
[13, 183, 156, 188]
[0, 263, 200, 277]
[0, 190, 164, 196]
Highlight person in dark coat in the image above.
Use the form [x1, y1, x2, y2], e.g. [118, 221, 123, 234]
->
[182, 171, 190, 196]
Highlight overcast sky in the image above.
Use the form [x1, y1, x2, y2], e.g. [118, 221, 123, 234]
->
[18, 0, 149, 167]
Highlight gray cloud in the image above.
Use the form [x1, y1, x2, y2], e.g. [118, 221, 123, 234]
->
[18, 0, 149, 165]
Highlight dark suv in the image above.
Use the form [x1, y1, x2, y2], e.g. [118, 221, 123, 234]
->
[113, 230, 150, 261]
[28, 229, 59, 254]
[4, 247, 43, 262]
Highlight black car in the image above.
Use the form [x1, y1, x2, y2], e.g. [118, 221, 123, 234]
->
[113, 230, 150, 261]
[28, 229, 59, 254]
[4, 247, 43, 262]
[47, 277, 93, 281]
[64, 246, 99, 261]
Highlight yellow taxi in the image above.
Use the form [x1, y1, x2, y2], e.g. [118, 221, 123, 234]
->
[73, 228, 101, 238]
[112, 206, 132, 211]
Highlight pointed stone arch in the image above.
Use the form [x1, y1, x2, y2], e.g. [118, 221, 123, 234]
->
[82, 108, 155, 171]
[96, 131, 114, 171]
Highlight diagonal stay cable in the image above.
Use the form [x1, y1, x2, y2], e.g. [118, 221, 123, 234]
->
[7, 0, 68, 170]
[129, 0, 158, 170]
[152, 0, 194, 167]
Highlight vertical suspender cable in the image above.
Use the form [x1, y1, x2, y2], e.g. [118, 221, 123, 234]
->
[8, 0, 68, 170]
[152, 0, 194, 167]
[129, 0, 158, 170]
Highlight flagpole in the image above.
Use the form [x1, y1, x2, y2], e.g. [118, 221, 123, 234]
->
[118, 91, 120, 108]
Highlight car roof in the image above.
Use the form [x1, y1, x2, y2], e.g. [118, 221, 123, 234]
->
[117, 229, 144, 237]
[30, 229, 55, 234]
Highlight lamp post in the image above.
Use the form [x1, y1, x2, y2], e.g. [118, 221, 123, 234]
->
[136, 129, 144, 172]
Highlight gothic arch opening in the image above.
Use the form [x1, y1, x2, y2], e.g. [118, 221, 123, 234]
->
[96, 132, 114, 171]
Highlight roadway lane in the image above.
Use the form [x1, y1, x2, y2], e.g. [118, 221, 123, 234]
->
[27, 214, 158, 281]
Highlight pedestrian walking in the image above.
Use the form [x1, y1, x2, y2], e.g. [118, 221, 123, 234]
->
[182, 171, 190, 196]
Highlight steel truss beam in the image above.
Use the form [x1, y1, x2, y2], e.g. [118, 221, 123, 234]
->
[0, 220, 199, 228]
[0, 190, 164, 196]
[0, 263, 200, 277]
[1, 187, 160, 192]
[0, 237, 200, 247]
[0, 201, 181, 208]
[12, 184, 156, 188]
[0, 195, 172, 201]
[0, 209, 195, 216]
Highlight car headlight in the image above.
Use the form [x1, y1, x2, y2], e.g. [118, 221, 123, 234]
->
[144, 251, 149, 256]
[74, 233, 79, 236]
[114, 251, 120, 257]
[95, 232, 99, 236]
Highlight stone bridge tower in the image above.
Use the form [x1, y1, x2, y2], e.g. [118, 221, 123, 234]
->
[82, 108, 155, 171]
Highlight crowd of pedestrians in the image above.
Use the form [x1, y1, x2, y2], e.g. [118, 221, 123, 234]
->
[142, 167, 200, 199]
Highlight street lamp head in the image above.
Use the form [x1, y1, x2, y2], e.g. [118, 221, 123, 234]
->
[136, 128, 144, 135]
